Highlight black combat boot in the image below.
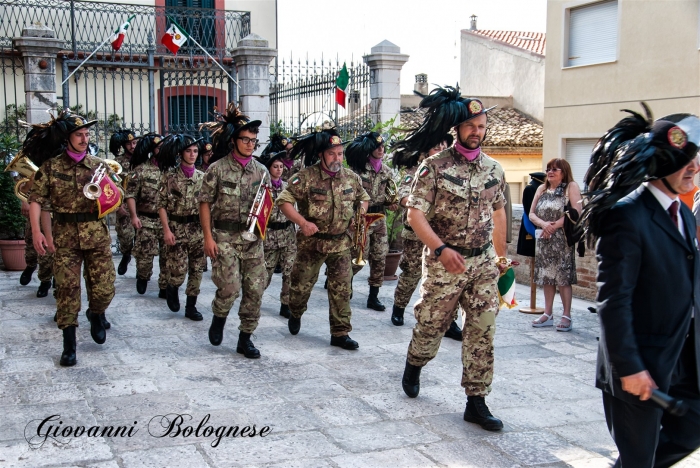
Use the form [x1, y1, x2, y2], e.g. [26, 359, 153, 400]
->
[136, 278, 148, 294]
[117, 253, 131, 275]
[158, 288, 167, 299]
[59, 326, 77, 367]
[444, 321, 462, 341]
[184, 296, 203, 321]
[20, 264, 36, 285]
[274, 263, 283, 274]
[208, 315, 227, 346]
[236, 331, 261, 359]
[36, 280, 51, 298]
[402, 360, 422, 398]
[100, 311, 111, 330]
[367, 286, 386, 311]
[288, 316, 301, 335]
[391, 305, 405, 326]
[464, 396, 503, 431]
[86, 309, 106, 344]
[279, 303, 291, 318]
[324, 278, 328, 289]
[330, 335, 359, 350]
[166, 285, 180, 312]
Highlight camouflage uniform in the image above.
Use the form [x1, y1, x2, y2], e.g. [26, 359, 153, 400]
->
[406, 147, 506, 396]
[125, 161, 168, 289]
[393, 166, 421, 308]
[159, 167, 205, 296]
[23, 219, 54, 283]
[29, 152, 117, 329]
[114, 154, 135, 255]
[282, 159, 302, 182]
[198, 156, 269, 333]
[276, 165, 370, 336]
[263, 180, 297, 305]
[350, 161, 393, 287]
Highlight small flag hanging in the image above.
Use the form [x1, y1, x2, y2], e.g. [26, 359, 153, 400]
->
[335, 63, 349, 108]
[497, 265, 518, 309]
[110, 15, 135, 51]
[255, 187, 274, 240]
[161, 22, 188, 55]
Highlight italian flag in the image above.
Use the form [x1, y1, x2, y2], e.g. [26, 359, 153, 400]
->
[335, 63, 349, 108]
[497, 266, 518, 309]
[161, 20, 188, 55]
[110, 15, 135, 51]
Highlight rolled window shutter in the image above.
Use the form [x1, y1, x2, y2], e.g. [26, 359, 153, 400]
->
[568, 0, 618, 67]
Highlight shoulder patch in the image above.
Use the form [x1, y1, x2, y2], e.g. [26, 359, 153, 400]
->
[402, 175, 413, 184]
[290, 176, 300, 185]
[419, 166, 430, 178]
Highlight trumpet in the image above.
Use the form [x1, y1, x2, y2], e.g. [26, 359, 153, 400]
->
[384, 178, 399, 205]
[352, 206, 385, 267]
[4, 150, 39, 203]
[242, 172, 269, 242]
[83, 163, 108, 200]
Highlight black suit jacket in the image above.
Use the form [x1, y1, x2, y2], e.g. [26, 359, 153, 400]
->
[595, 186, 700, 405]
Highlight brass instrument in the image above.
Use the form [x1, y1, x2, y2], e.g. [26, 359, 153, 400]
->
[384, 178, 399, 205]
[5, 150, 39, 203]
[351, 207, 385, 266]
[242, 172, 269, 242]
[83, 163, 108, 200]
[103, 159, 125, 196]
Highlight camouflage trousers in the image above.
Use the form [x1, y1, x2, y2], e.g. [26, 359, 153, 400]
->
[24, 219, 53, 282]
[115, 208, 135, 255]
[407, 248, 499, 397]
[351, 217, 388, 287]
[393, 237, 423, 308]
[264, 243, 297, 305]
[54, 244, 116, 329]
[290, 237, 353, 336]
[133, 223, 168, 289]
[165, 221, 205, 297]
[210, 239, 265, 334]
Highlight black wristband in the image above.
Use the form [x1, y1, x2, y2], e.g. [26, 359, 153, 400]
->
[434, 244, 448, 258]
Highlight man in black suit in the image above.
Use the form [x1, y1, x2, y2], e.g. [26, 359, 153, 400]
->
[583, 108, 700, 467]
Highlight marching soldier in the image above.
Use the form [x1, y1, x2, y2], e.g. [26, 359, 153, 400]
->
[346, 132, 398, 311]
[26, 110, 119, 366]
[395, 86, 508, 431]
[198, 103, 269, 359]
[109, 129, 139, 275]
[157, 134, 205, 321]
[277, 129, 370, 350]
[261, 132, 295, 182]
[125, 133, 169, 297]
[260, 150, 297, 318]
[197, 139, 213, 172]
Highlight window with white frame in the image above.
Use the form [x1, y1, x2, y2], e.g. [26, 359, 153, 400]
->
[567, 0, 618, 67]
[565, 139, 598, 187]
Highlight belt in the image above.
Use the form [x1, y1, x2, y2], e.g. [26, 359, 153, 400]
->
[138, 211, 159, 220]
[403, 224, 413, 232]
[268, 221, 292, 230]
[312, 232, 346, 240]
[367, 204, 385, 214]
[169, 214, 199, 224]
[54, 212, 99, 223]
[446, 241, 492, 258]
[213, 220, 246, 232]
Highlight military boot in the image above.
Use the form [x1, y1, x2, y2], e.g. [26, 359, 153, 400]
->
[367, 286, 386, 311]
[158, 288, 167, 299]
[136, 278, 148, 294]
[391, 305, 405, 326]
[117, 253, 131, 275]
[36, 280, 51, 298]
[20, 264, 36, 285]
[236, 331, 260, 359]
[59, 326, 77, 367]
[86, 309, 106, 344]
[402, 360, 422, 398]
[464, 396, 503, 431]
[208, 315, 227, 346]
[166, 285, 180, 312]
[330, 335, 359, 350]
[99, 311, 111, 330]
[279, 303, 291, 318]
[184, 296, 203, 321]
[444, 321, 462, 341]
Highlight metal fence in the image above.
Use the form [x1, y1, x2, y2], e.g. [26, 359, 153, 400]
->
[269, 56, 371, 140]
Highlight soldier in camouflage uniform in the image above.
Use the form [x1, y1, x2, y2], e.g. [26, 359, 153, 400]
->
[158, 134, 206, 321]
[346, 132, 398, 311]
[394, 87, 508, 431]
[109, 129, 139, 275]
[198, 103, 269, 359]
[26, 110, 119, 366]
[125, 133, 168, 297]
[277, 129, 370, 350]
[20, 198, 54, 297]
[260, 151, 297, 318]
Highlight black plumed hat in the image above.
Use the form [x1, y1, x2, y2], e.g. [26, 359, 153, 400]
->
[158, 134, 203, 172]
[20, 109, 97, 166]
[259, 150, 287, 170]
[261, 132, 291, 157]
[346, 132, 384, 173]
[131, 132, 165, 169]
[289, 128, 346, 167]
[200, 102, 261, 165]
[109, 129, 139, 157]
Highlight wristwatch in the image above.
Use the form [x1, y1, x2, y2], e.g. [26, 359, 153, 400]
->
[434, 244, 448, 258]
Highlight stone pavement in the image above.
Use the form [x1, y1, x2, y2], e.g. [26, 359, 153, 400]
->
[1, 246, 699, 467]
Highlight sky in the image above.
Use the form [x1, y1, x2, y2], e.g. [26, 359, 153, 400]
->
[277, 0, 548, 94]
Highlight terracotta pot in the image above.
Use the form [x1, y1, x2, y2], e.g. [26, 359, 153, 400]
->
[0, 239, 27, 271]
[383, 250, 403, 281]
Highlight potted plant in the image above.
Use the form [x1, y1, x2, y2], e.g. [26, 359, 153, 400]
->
[0, 133, 27, 270]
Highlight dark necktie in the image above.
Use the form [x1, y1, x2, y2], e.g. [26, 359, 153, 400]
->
[668, 200, 679, 228]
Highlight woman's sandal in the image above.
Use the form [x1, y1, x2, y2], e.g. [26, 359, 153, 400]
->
[556, 316, 573, 332]
[532, 312, 553, 328]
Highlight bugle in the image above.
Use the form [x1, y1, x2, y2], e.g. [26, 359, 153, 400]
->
[242, 172, 269, 242]
[352, 207, 385, 266]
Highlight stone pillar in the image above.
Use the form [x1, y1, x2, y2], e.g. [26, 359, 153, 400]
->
[231, 34, 277, 154]
[13, 25, 64, 124]
[363, 40, 409, 126]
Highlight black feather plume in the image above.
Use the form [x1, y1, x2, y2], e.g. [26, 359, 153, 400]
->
[345, 132, 382, 173]
[288, 129, 342, 167]
[131, 133, 164, 169]
[200, 102, 260, 165]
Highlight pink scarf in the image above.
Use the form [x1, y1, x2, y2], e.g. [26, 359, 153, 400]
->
[454, 142, 481, 161]
[369, 157, 382, 173]
[181, 165, 195, 179]
[66, 148, 86, 163]
[321, 167, 338, 178]
[271, 178, 282, 189]
[282, 158, 294, 169]
[232, 152, 252, 167]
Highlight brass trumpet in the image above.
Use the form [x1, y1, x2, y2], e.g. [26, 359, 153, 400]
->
[242, 172, 269, 242]
[4, 150, 39, 203]
[384, 178, 399, 205]
[83, 163, 108, 200]
[352, 206, 385, 267]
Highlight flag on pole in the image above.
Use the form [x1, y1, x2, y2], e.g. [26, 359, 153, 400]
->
[110, 15, 135, 51]
[335, 63, 349, 108]
[161, 21, 188, 54]
[255, 187, 274, 240]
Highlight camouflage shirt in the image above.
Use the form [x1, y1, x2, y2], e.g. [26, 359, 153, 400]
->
[263, 180, 296, 250]
[125, 160, 162, 228]
[114, 153, 132, 173]
[354, 160, 395, 207]
[398, 165, 420, 242]
[158, 167, 204, 217]
[276, 164, 370, 253]
[197, 155, 270, 244]
[407, 148, 506, 248]
[282, 159, 303, 182]
[29, 152, 114, 250]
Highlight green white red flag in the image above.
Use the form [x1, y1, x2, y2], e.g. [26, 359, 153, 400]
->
[110, 15, 135, 51]
[335, 63, 349, 108]
[161, 22, 188, 54]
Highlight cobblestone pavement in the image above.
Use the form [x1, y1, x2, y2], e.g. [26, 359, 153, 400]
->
[1, 239, 699, 467]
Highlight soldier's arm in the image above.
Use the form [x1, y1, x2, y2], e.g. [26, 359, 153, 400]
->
[28, 165, 51, 255]
[198, 170, 218, 258]
[40, 210, 54, 253]
[493, 207, 507, 258]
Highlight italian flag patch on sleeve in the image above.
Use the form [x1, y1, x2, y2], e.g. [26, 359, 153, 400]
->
[403, 175, 413, 184]
[418, 167, 430, 178]
[290, 176, 300, 185]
